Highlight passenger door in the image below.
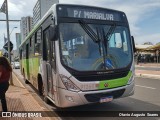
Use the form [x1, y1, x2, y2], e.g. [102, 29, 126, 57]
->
[43, 27, 55, 100]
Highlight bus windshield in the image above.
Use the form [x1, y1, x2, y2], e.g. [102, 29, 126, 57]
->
[59, 22, 132, 71]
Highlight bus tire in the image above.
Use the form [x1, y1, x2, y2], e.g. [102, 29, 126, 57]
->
[25, 80, 29, 84]
[38, 75, 43, 96]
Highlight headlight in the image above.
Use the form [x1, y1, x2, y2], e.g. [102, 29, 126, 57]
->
[60, 75, 80, 92]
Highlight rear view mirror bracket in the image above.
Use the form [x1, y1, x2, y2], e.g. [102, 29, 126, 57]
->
[49, 25, 58, 41]
[131, 36, 136, 53]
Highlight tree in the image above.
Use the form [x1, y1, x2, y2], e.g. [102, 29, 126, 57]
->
[156, 42, 160, 45]
[143, 42, 153, 45]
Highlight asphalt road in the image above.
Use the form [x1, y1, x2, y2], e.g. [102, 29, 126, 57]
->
[13, 69, 160, 120]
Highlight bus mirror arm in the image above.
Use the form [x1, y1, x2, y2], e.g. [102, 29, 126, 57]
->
[131, 36, 136, 53]
[49, 25, 58, 41]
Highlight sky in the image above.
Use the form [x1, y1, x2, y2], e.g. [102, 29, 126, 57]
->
[0, 0, 160, 50]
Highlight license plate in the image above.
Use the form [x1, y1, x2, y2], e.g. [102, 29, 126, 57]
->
[100, 96, 113, 103]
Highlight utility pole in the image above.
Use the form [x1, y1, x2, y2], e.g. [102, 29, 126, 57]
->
[6, 0, 11, 63]
[6, 0, 13, 85]
[0, 19, 20, 22]
[0, 0, 13, 85]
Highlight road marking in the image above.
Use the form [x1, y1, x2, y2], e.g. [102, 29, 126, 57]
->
[135, 85, 156, 90]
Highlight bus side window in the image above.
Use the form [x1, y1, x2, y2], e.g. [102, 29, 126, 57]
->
[24, 46, 26, 59]
[30, 35, 35, 57]
[35, 29, 42, 56]
[43, 27, 50, 61]
[22, 44, 26, 59]
[20, 49, 22, 60]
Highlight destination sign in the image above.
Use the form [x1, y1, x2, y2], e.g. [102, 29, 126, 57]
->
[71, 9, 114, 20]
[57, 5, 126, 21]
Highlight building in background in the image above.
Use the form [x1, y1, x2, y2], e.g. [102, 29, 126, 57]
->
[0, 50, 2, 57]
[16, 33, 21, 52]
[33, 0, 59, 26]
[4, 35, 7, 45]
[11, 50, 19, 61]
[20, 16, 33, 42]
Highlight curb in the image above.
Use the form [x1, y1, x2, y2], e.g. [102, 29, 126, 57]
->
[135, 65, 160, 68]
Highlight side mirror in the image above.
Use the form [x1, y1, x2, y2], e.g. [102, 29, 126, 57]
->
[49, 25, 58, 41]
[131, 36, 136, 53]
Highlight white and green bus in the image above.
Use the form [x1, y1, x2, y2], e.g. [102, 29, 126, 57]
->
[19, 4, 136, 108]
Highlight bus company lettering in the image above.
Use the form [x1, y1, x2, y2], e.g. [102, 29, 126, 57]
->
[74, 10, 114, 20]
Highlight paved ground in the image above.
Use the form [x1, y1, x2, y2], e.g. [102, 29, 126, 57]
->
[0, 72, 57, 120]
[135, 63, 160, 79]
[0, 63, 160, 120]
[136, 63, 160, 67]
[58, 77, 160, 120]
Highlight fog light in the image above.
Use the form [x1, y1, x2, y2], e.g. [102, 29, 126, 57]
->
[65, 96, 74, 102]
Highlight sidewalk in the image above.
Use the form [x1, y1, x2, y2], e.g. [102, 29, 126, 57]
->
[0, 72, 57, 120]
[135, 63, 160, 79]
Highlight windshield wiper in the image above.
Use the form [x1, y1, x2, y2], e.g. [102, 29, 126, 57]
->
[103, 23, 116, 55]
[105, 23, 116, 41]
[96, 28, 102, 55]
[79, 20, 102, 56]
[78, 20, 116, 70]
[78, 20, 99, 43]
[102, 23, 116, 69]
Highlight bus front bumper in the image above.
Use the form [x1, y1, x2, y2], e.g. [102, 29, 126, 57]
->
[57, 81, 134, 108]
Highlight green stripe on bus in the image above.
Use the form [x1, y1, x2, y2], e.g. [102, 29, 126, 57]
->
[99, 71, 132, 89]
[21, 57, 40, 77]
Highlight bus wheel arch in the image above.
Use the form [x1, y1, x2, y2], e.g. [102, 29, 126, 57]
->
[37, 74, 50, 104]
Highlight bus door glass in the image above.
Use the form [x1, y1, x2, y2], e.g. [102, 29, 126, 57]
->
[43, 27, 55, 99]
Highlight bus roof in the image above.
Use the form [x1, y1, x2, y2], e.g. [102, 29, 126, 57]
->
[56, 3, 125, 15]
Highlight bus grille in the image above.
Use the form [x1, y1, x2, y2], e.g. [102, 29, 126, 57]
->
[74, 71, 129, 82]
[84, 89, 125, 103]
